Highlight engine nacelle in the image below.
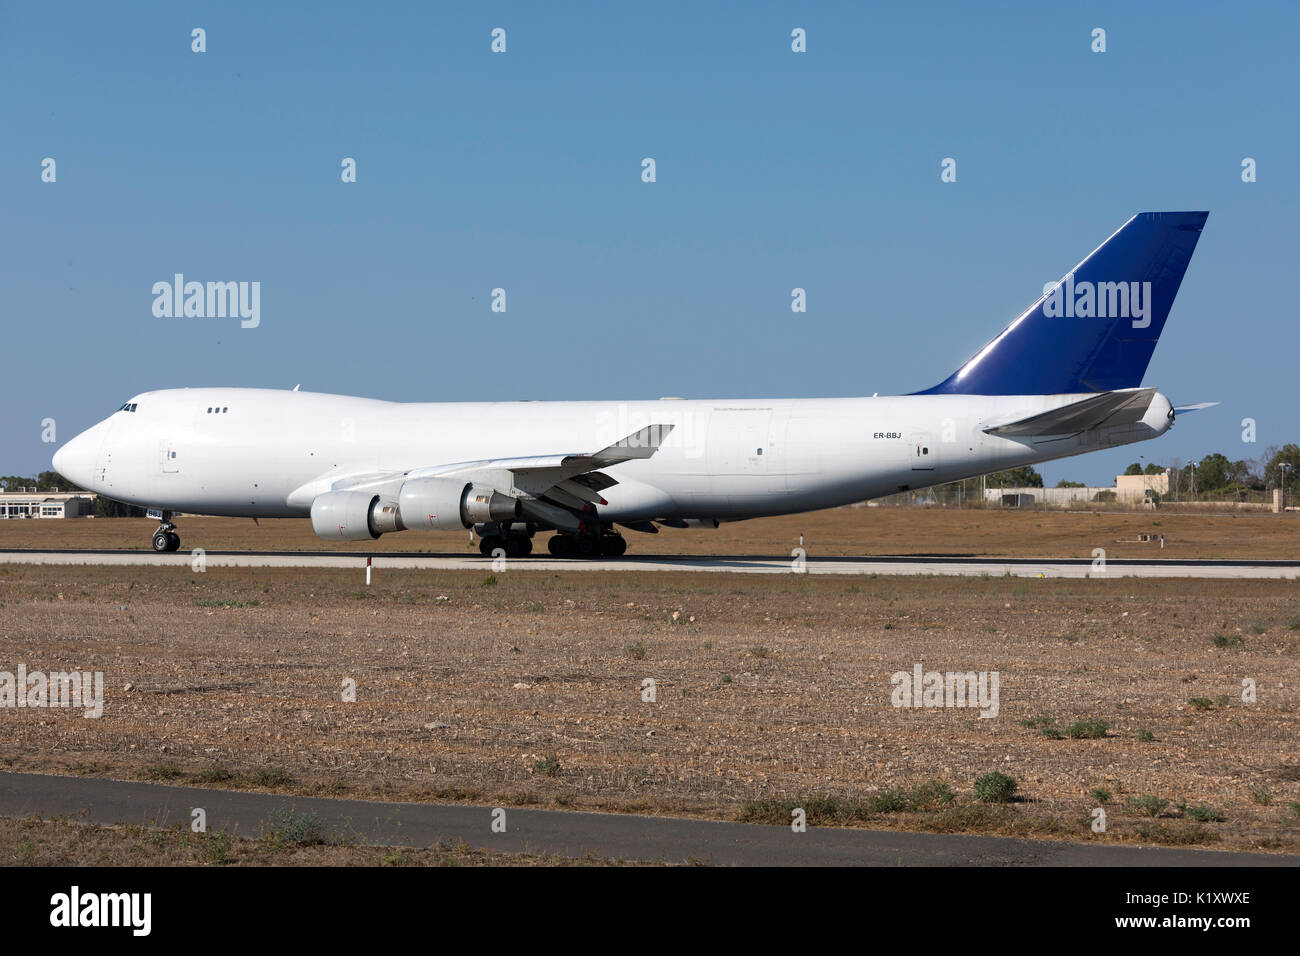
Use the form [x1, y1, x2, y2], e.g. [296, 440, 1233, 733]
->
[311, 491, 384, 541]
[397, 478, 519, 531]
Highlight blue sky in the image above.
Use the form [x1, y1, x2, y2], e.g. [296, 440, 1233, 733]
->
[3, 1, 1296, 484]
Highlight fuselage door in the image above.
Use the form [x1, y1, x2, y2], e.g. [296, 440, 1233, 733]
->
[160, 439, 180, 474]
[910, 432, 935, 471]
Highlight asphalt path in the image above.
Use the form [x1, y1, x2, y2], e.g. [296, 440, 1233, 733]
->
[1, 771, 1294, 866]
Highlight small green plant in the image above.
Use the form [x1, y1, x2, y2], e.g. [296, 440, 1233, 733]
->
[262, 808, 324, 847]
[1251, 787, 1274, 806]
[194, 765, 234, 784]
[1041, 727, 1064, 739]
[480, 574, 497, 587]
[251, 767, 290, 788]
[721, 675, 732, 684]
[1018, 716, 1055, 729]
[1066, 719, 1109, 739]
[750, 646, 770, 659]
[200, 830, 236, 864]
[1126, 794, 1169, 817]
[1286, 616, 1300, 631]
[1184, 804, 1225, 822]
[1136, 728, 1155, 741]
[533, 754, 562, 778]
[626, 642, 646, 661]
[973, 771, 1018, 804]
[144, 763, 183, 781]
[1212, 633, 1243, 648]
[866, 789, 909, 813]
[381, 850, 413, 867]
[908, 779, 956, 810]
[1187, 697, 1214, 711]
[1089, 787, 1113, 804]
[1287, 801, 1300, 821]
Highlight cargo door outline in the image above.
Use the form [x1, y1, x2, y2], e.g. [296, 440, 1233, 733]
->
[160, 439, 180, 474]
[909, 432, 935, 471]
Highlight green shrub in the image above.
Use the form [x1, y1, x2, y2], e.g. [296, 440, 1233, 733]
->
[1066, 719, 1109, 739]
[533, 754, 562, 778]
[252, 767, 290, 788]
[262, 808, 324, 847]
[1126, 794, 1169, 817]
[973, 771, 1018, 803]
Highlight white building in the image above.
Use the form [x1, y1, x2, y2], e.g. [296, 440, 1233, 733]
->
[0, 490, 95, 518]
[985, 470, 1170, 508]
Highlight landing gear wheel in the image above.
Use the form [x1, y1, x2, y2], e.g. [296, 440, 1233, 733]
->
[166, 532, 181, 552]
[479, 535, 505, 557]
[576, 535, 598, 558]
[152, 532, 171, 553]
[505, 535, 533, 558]
[547, 535, 575, 557]
[599, 534, 627, 557]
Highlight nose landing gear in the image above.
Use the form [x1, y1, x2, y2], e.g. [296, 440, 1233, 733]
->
[149, 511, 181, 552]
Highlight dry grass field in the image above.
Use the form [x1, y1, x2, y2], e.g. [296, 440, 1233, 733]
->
[2, 507, 1299, 560]
[2, 560, 1298, 856]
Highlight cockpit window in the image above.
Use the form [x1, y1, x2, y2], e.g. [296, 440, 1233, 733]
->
[118, 402, 138, 413]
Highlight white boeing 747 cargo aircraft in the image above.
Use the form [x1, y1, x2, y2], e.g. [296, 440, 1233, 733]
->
[54, 212, 1209, 557]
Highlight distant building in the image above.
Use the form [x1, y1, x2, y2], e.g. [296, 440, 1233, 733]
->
[0, 490, 96, 518]
[1116, 471, 1169, 500]
[985, 470, 1170, 508]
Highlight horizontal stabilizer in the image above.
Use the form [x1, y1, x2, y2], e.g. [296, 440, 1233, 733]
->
[1173, 401, 1219, 414]
[984, 388, 1157, 437]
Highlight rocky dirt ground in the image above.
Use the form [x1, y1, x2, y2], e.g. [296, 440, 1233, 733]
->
[1, 562, 1298, 857]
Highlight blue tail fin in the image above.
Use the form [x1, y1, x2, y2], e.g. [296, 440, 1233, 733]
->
[918, 211, 1208, 395]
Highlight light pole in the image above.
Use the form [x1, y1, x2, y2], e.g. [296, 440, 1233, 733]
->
[1282, 462, 1293, 513]
[1190, 459, 1198, 502]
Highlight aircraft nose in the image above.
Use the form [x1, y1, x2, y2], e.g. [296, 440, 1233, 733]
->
[52, 425, 102, 489]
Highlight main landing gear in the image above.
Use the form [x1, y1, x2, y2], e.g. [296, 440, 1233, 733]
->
[477, 522, 534, 558]
[476, 521, 629, 559]
[546, 529, 627, 558]
[151, 515, 181, 553]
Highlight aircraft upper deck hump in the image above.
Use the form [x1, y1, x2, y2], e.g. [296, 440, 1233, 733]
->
[918, 211, 1208, 396]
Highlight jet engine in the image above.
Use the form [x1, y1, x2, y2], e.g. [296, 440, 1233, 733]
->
[397, 478, 519, 531]
[310, 491, 393, 541]
[311, 479, 521, 540]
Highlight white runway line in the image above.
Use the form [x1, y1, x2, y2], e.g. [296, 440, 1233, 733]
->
[1, 551, 1297, 578]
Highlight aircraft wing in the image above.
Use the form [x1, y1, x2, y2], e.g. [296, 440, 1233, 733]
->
[983, 388, 1158, 438]
[307, 424, 674, 525]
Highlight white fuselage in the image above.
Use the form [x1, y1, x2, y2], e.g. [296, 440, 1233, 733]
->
[54, 387, 1173, 523]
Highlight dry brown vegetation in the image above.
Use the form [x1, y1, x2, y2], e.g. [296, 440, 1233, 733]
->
[3, 507, 1299, 559]
[2, 561, 1299, 857]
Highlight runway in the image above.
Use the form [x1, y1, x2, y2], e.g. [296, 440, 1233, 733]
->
[1, 548, 1298, 578]
[2, 771, 1293, 866]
